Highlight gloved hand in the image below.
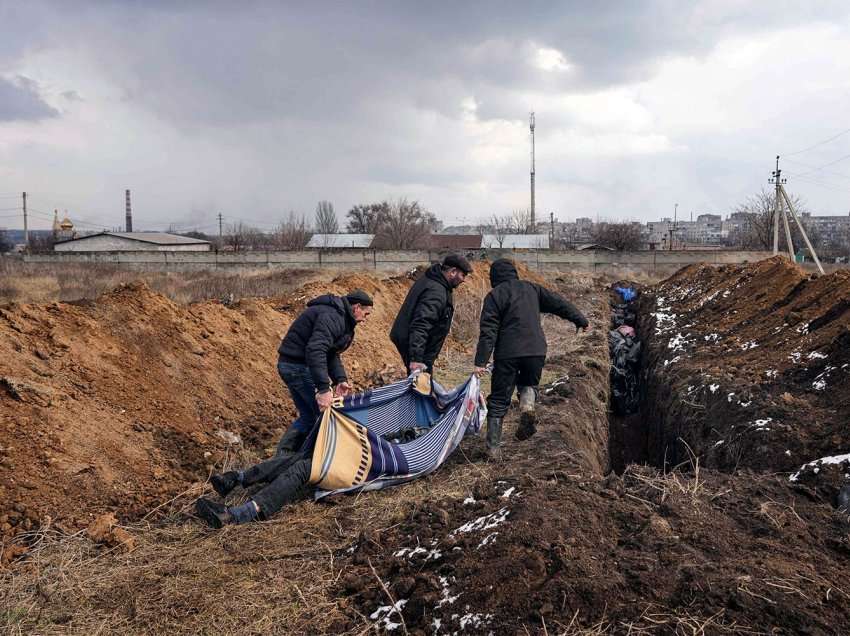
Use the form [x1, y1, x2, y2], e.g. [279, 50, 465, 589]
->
[409, 362, 427, 373]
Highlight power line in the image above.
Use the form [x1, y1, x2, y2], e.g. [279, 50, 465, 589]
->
[785, 127, 850, 157]
[784, 157, 850, 181]
[793, 153, 850, 179]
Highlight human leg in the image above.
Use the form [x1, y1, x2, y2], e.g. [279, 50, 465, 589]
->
[485, 358, 520, 459]
[516, 356, 545, 441]
[277, 360, 320, 453]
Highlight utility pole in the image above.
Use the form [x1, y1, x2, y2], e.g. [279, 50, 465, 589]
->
[22, 192, 28, 253]
[669, 202, 678, 251]
[769, 155, 824, 274]
[529, 112, 536, 230]
[770, 155, 784, 255]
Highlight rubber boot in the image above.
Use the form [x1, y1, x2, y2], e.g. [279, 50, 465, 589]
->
[210, 471, 241, 497]
[486, 416, 503, 461]
[515, 386, 537, 441]
[276, 426, 307, 456]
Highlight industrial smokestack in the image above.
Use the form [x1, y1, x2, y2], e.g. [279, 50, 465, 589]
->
[125, 189, 133, 232]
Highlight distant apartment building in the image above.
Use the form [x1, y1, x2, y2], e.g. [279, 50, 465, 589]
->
[800, 212, 850, 250]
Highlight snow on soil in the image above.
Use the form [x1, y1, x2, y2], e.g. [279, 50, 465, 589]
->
[790, 454, 850, 482]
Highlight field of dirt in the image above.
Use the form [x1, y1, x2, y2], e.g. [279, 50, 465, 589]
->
[639, 257, 850, 501]
[2, 257, 850, 634]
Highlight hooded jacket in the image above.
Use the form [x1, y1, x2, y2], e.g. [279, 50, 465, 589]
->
[390, 263, 454, 367]
[278, 294, 356, 392]
[474, 259, 588, 365]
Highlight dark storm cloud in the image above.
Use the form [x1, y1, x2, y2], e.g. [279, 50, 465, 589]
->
[0, 76, 59, 122]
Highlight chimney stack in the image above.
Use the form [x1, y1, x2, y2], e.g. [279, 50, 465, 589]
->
[125, 189, 133, 232]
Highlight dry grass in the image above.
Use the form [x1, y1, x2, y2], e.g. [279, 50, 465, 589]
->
[1, 450, 490, 635]
[0, 260, 331, 304]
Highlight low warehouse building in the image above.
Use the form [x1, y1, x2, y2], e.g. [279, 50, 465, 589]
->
[54, 232, 211, 252]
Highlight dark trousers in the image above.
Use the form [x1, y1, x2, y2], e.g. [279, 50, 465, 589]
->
[277, 359, 320, 434]
[487, 356, 545, 418]
[249, 456, 312, 517]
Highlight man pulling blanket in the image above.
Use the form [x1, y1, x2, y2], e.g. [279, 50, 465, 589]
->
[195, 373, 484, 527]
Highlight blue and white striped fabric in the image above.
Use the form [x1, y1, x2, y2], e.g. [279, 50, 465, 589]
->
[309, 374, 485, 499]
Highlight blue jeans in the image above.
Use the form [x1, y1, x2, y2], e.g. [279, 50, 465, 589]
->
[277, 360, 320, 434]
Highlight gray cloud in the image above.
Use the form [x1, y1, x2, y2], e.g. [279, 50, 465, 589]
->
[0, 76, 59, 122]
[2, 1, 850, 229]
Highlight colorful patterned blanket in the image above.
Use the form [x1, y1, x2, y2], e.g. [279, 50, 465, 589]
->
[307, 373, 485, 499]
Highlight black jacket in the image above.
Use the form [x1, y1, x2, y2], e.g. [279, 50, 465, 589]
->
[474, 259, 588, 365]
[278, 294, 356, 392]
[390, 263, 454, 367]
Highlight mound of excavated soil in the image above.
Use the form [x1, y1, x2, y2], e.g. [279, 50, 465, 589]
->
[0, 262, 509, 539]
[639, 256, 850, 501]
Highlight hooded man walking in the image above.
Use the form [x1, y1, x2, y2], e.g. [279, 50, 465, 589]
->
[275, 289, 374, 454]
[474, 259, 588, 460]
[390, 254, 472, 375]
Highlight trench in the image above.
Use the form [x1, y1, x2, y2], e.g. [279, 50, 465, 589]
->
[606, 282, 651, 474]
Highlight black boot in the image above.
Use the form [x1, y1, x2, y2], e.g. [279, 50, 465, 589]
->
[485, 416, 503, 461]
[195, 497, 234, 529]
[210, 471, 241, 497]
[516, 386, 537, 441]
[276, 426, 307, 455]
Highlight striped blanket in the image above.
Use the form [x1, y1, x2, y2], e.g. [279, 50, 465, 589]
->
[307, 373, 485, 499]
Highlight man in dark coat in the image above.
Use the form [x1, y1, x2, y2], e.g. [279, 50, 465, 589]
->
[390, 254, 472, 375]
[275, 289, 374, 454]
[474, 259, 588, 459]
[194, 289, 374, 527]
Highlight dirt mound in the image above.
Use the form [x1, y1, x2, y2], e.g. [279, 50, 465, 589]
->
[0, 261, 508, 538]
[639, 256, 850, 495]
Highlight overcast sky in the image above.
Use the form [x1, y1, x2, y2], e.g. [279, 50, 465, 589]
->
[2, 1, 850, 232]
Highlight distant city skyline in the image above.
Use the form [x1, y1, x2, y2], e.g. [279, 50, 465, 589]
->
[2, 2, 850, 231]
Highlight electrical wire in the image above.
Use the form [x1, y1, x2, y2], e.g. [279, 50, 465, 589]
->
[785, 127, 850, 157]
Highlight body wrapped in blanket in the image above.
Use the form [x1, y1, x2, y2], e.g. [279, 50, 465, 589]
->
[195, 373, 484, 528]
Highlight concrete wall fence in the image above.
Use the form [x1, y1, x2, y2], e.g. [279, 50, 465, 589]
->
[15, 249, 803, 276]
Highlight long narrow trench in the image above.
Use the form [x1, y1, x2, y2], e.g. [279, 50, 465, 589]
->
[606, 282, 651, 473]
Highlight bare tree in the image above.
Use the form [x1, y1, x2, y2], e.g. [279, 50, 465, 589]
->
[273, 212, 311, 250]
[487, 214, 513, 248]
[510, 208, 535, 234]
[346, 202, 389, 234]
[225, 221, 265, 252]
[591, 222, 642, 251]
[315, 200, 338, 235]
[732, 187, 818, 252]
[374, 199, 435, 249]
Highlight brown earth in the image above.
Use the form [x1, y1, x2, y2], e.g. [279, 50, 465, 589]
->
[638, 257, 850, 500]
[2, 259, 850, 634]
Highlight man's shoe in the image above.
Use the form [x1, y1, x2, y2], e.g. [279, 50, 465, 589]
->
[515, 411, 537, 441]
[195, 497, 234, 529]
[210, 471, 240, 497]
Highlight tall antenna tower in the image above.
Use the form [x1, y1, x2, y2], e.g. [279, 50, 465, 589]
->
[125, 189, 133, 232]
[769, 155, 824, 274]
[529, 112, 536, 230]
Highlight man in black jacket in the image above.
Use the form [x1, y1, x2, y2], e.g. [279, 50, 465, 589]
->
[474, 259, 588, 459]
[275, 289, 373, 454]
[390, 254, 472, 375]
